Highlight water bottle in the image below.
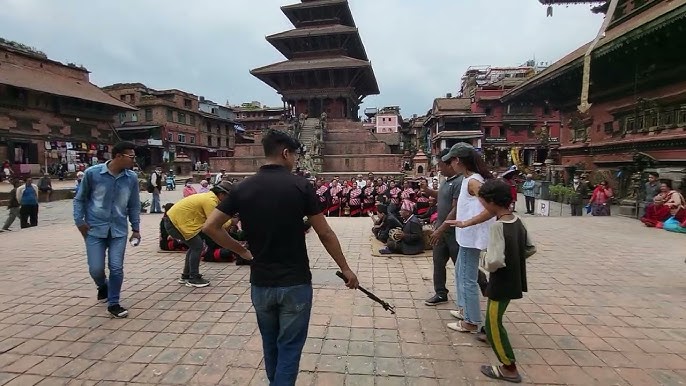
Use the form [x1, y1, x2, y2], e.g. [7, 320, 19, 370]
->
[130, 237, 140, 247]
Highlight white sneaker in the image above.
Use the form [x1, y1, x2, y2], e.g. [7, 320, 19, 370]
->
[450, 310, 464, 320]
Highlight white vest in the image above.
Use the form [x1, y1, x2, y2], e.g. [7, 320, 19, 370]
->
[456, 173, 494, 250]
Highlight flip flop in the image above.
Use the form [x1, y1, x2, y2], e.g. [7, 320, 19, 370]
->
[480, 365, 522, 383]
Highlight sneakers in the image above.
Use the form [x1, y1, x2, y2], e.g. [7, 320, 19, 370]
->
[107, 304, 129, 318]
[450, 310, 464, 320]
[178, 275, 189, 284]
[97, 285, 108, 303]
[185, 275, 210, 288]
[424, 294, 448, 306]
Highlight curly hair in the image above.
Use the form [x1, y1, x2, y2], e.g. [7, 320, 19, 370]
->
[478, 179, 512, 208]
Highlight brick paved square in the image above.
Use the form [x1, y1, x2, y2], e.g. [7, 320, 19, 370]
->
[1, 197, 686, 385]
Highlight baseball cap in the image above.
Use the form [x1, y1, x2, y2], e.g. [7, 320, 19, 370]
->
[441, 142, 475, 162]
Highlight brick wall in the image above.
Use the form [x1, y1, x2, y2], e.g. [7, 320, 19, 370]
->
[323, 154, 403, 172]
[323, 141, 388, 155]
[1, 47, 89, 81]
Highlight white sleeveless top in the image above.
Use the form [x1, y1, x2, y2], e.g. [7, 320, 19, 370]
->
[456, 173, 494, 250]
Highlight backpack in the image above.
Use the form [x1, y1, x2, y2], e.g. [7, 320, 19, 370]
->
[146, 173, 155, 193]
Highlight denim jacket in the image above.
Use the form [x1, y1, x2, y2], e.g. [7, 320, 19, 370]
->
[73, 162, 141, 238]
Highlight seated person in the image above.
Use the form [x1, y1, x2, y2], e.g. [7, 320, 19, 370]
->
[418, 197, 437, 224]
[182, 179, 197, 197]
[201, 216, 252, 265]
[372, 203, 402, 243]
[159, 203, 188, 251]
[641, 196, 671, 228]
[380, 202, 424, 255]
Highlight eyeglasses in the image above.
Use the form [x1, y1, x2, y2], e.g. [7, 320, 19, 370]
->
[121, 154, 136, 159]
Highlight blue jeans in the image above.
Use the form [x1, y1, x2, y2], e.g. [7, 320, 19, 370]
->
[251, 284, 313, 386]
[455, 246, 482, 326]
[86, 234, 127, 306]
[151, 191, 161, 213]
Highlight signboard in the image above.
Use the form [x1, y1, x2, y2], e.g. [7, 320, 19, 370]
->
[549, 137, 560, 143]
[148, 139, 163, 146]
[484, 137, 507, 144]
[536, 200, 550, 217]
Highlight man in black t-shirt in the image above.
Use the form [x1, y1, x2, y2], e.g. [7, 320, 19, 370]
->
[202, 129, 358, 386]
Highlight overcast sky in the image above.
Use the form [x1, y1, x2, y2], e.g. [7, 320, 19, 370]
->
[0, 0, 603, 117]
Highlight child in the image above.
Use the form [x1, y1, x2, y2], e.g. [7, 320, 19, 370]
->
[476, 179, 536, 383]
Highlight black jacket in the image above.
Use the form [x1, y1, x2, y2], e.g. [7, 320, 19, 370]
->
[398, 215, 424, 255]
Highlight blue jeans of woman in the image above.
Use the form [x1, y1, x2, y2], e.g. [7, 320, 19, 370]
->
[251, 284, 313, 386]
[455, 246, 482, 326]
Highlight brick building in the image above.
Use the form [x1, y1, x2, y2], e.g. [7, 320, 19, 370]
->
[0, 41, 134, 177]
[461, 65, 562, 170]
[233, 101, 286, 133]
[503, 0, 686, 194]
[424, 97, 484, 161]
[102, 84, 237, 171]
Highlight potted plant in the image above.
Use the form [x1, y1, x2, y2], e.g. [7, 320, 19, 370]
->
[140, 200, 151, 213]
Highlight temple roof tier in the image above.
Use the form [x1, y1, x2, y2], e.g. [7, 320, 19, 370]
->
[251, 56, 379, 97]
[282, 0, 355, 28]
[266, 24, 368, 60]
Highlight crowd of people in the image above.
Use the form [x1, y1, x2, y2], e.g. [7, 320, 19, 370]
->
[3, 127, 683, 384]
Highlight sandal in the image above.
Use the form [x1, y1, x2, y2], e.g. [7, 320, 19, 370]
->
[480, 365, 522, 383]
[447, 321, 479, 333]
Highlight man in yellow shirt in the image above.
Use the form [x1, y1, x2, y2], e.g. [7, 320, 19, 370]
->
[165, 181, 251, 287]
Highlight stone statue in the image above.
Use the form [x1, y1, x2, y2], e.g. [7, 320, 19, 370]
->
[320, 112, 327, 122]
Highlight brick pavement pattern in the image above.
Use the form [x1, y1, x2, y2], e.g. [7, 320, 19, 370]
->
[0, 197, 685, 385]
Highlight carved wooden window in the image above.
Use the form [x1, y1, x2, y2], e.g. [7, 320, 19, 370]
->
[646, 110, 658, 128]
[660, 109, 674, 126]
[678, 108, 686, 125]
[625, 117, 635, 132]
[604, 122, 614, 134]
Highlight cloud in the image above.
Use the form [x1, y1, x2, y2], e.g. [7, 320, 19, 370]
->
[0, 0, 603, 115]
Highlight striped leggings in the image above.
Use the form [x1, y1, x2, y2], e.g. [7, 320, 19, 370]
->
[486, 299, 516, 367]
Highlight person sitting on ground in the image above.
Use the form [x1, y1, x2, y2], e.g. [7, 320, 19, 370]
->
[640, 195, 671, 228]
[159, 203, 188, 251]
[661, 180, 686, 224]
[182, 179, 197, 197]
[417, 196, 437, 224]
[38, 173, 53, 202]
[380, 201, 424, 255]
[198, 179, 210, 193]
[372, 203, 402, 243]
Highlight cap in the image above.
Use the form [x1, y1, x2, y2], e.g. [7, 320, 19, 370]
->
[376, 204, 388, 214]
[441, 142, 475, 162]
[214, 181, 233, 195]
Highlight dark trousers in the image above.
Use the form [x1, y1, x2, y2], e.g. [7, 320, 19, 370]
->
[164, 217, 205, 277]
[524, 196, 535, 213]
[252, 284, 312, 386]
[570, 203, 583, 216]
[19, 204, 38, 228]
[433, 230, 458, 297]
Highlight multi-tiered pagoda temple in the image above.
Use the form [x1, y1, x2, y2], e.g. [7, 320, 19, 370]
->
[251, 0, 380, 120]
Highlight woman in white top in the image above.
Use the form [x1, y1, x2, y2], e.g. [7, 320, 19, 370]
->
[443, 143, 495, 333]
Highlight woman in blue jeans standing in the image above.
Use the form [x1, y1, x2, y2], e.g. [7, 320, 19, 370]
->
[443, 144, 495, 333]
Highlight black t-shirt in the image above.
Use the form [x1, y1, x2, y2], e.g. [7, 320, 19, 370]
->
[216, 164, 320, 287]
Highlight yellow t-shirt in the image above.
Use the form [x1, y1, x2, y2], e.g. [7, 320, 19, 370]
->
[167, 192, 223, 240]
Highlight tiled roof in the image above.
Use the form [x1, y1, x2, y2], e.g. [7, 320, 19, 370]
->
[504, 0, 686, 100]
[434, 98, 471, 112]
[0, 62, 135, 110]
[251, 56, 372, 74]
[267, 24, 358, 40]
